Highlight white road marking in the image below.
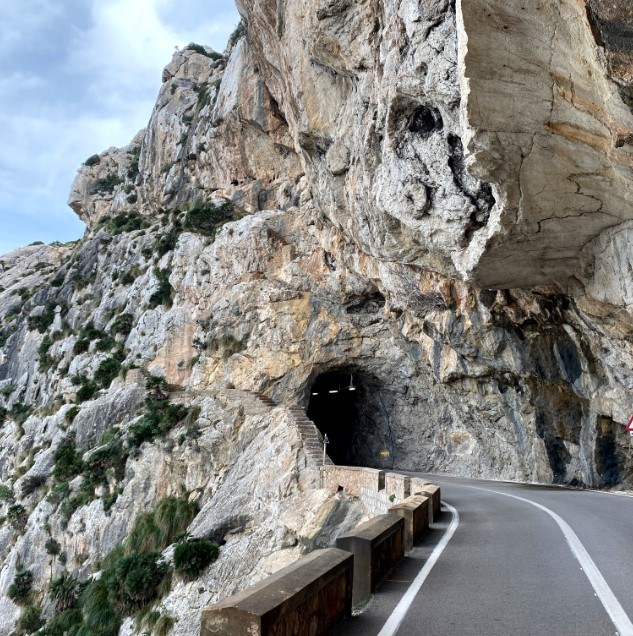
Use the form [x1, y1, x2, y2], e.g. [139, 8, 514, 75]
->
[464, 484, 633, 636]
[377, 502, 459, 636]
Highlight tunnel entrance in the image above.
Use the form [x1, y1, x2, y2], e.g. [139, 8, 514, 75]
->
[306, 367, 394, 468]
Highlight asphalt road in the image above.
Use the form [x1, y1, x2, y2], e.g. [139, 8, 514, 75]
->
[333, 474, 633, 636]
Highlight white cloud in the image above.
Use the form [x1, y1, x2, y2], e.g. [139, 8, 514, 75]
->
[0, 72, 45, 97]
[0, 0, 63, 56]
[67, 0, 238, 102]
[0, 0, 239, 255]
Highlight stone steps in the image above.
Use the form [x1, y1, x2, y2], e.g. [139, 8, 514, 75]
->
[286, 405, 334, 467]
[169, 388, 276, 417]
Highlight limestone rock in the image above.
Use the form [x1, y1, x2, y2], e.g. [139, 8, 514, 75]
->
[1, 3, 633, 634]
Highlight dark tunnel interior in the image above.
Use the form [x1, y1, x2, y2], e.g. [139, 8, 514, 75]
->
[306, 367, 394, 468]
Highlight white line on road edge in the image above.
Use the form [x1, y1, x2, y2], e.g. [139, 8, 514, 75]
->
[468, 485, 633, 636]
[376, 502, 459, 636]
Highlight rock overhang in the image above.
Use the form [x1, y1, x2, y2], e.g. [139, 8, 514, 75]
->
[236, 0, 633, 294]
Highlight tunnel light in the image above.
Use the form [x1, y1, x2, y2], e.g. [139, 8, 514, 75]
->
[328, 389, 338, 394]
[312, 392, 319, 396]
[348, 386, 356, 391]
[347, 372, 356, 391]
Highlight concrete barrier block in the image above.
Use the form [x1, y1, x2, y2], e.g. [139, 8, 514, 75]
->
[336, 514, 404, 606]
[414, 483, 441, 522]
[410, 477, 430, 494]
[200, 548, 353, 636]
[388, 495, 430, 552]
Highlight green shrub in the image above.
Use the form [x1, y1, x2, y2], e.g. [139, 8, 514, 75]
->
[120, 265, 142, 286]
[47, 481, 70, 506]
[111, 313, 134, 336]
[8, 568, 33, 604]
[38, 335, 55, 371]
[90, 174, 123, 195]
[115, 551, 167, 605]
[76, 381, 98, 403]
[207, 334, 247, 359]
[53, 439, 83, 482]
[137, 610, 175, 636]
[79, 322, 103, 340]
[148, 268, 173, 308]
[0, 483, 14, 502]
[146, 375, 168, 399]
[39, 608, 83, 635]
[155, 497, 198, 546]
[47, 499, 195, 635]
[73, 337, 90, 355]
[228, 20, 246, 47]
[10, 402, 34, 425]
[95, 334, 116, 351]
[173, 537, 219, 578]
[125, 512, 161, 554]
[77, 576, 121, 635]
[7, 504, 28, 530]
[0, 383, 14, 396]
[183, 200, 240, 238]
[102, 487, 123, 512]
[16, 604, 43, 634]
[65, 406, 80, 424]
[70, 374, 85, 387]
[127, 146, 141, 179]
[45, 537, 61, 557]
[94, 357, 122, 388]
[193, 81, 212, 107]
[59, 492, 92, 524]
[102, 210, 146, 235]
[185, 43, 222, 60]
[156, 221, 183, 256]
[85, 154, 101, 167]
[75, 271, 96, 290]
[49, 572, 84, 611]
[28, 304, 56, 333]
[127, 414, 161, 449]
[6, 304, 21, 319]
[127, 498, 198, 554]
[0, 405, 7, 422]
[75, 548, 167, 633]
[83, 439, 128, 486]
[21, 474, 46, 496]
[127, 400, 192, 449]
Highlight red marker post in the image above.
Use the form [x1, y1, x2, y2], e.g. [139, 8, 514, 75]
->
[627, 415, 633, 437]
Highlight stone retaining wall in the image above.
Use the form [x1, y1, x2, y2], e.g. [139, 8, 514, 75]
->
[322, 466, 428, 517]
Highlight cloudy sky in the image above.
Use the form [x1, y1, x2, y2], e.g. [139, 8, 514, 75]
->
[0, 0, 239, 256]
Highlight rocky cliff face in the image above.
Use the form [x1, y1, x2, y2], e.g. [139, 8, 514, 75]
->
[1, 2, 633, 634]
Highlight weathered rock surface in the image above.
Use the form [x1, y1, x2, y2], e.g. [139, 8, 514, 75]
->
[1, 1, 633, 634]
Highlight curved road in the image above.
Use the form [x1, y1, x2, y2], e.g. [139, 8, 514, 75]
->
[334, 474, 633, 636]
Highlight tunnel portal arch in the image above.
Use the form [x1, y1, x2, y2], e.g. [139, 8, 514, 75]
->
[306, 367, 394, 468]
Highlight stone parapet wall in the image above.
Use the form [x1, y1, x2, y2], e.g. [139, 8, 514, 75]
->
[200, 548, 353, 636]
[359, 489, 393, 518]
[321, 466, 385, 497]
[322, 466, 432, 517]
[385, 472, 411, 500]
[201, 468, 441, 633]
